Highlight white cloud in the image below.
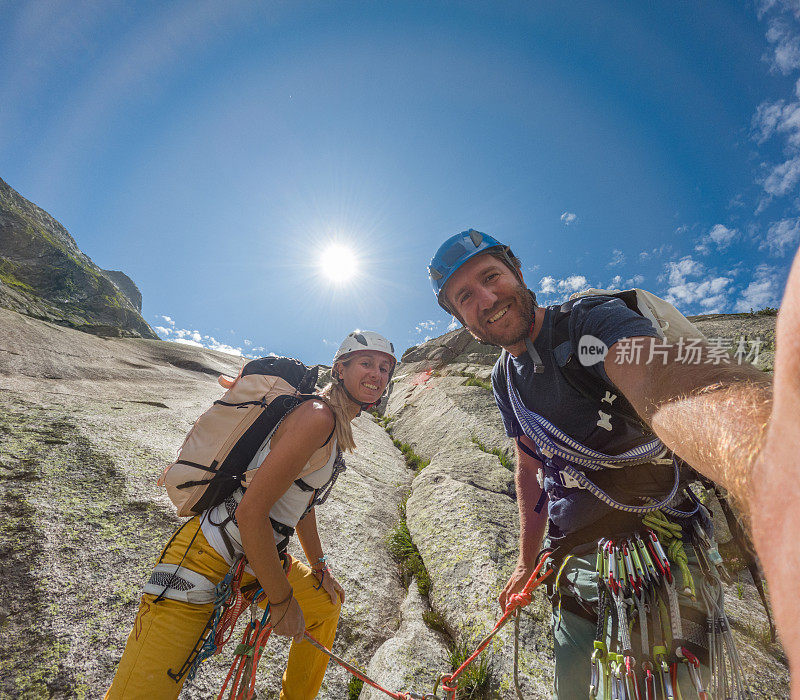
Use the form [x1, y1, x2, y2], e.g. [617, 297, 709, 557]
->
[447, 316, 459, 331]
[560, 212, 578, 225]
[753, 98, 800, 146]
[175, 338, 205, 349]
[762, 155, 800, 196]
[639, 244, 672, 261]
[708, 224, 737, 248]
[662, 256, 733, 311]
[758, 1, 800, 21]
[766, 19, 800, 73]
[558, 275, 589, 293]
[415, 320, 438, 332]
[735, 264, 782, 311]
[155, 316, 244, 356]
[244, 339, 252, 346]
[609, 275, 622, 288]
[626, 274, 645, 287]
[666, 256, 705, 287]
[539, 276, 556, 294]
[762, 216, 800, 254]
[696, 224, 737, 254]
[607, 249, 625, 267]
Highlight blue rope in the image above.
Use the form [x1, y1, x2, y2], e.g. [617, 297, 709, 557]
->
[505, 355, 663, 469]
[505, 354, 695, 517]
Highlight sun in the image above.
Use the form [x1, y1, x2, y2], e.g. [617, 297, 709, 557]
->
[319, 243, 359, 283]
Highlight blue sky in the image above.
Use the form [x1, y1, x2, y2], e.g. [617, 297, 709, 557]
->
[3, 1, 800, 363]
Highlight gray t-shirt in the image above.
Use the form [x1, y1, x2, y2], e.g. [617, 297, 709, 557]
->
[491, 295, 664, 537]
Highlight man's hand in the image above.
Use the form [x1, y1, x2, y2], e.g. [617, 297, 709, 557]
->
[314, 567, 345, 605]
[499, 561, 534, 612]
[271, 596, 305, 643]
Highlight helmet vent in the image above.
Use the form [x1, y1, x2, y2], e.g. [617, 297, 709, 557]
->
[468, 229, 483, 247]
[353, 333, 368, 346]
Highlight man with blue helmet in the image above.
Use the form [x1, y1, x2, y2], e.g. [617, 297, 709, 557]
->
[429, 230, 795, 698]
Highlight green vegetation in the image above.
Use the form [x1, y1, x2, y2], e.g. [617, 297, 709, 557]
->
[459, 371, 492, 392]
[372, 413, 394, 431]
[392, 438, 430, 472]
[447, 639, 495, 699]
[386, 495, 431, 596]
[0, 259, 33, 291]
[471, 436, 513, 471]
[422, 608, 449, 636]
[753, 307, 778, 316]
[347, 676, 364, 699]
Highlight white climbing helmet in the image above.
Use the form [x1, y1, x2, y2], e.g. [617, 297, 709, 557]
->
[333, 330, 396, 369]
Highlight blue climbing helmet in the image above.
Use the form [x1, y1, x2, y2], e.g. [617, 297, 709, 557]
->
[428, 229, 520, 314]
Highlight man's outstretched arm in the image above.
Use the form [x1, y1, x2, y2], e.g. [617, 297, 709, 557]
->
[604, 275, 800, 696]
[605, 335, 770, 508]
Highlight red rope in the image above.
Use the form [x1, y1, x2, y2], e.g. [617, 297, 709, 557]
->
[437, 552, 553, 699]
[213, 552, 552, 700]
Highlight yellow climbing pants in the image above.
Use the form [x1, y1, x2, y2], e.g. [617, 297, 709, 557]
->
[106, 517, 341, 700]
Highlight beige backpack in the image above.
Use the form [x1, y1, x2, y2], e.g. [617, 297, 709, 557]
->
[158, 356, 322, 516]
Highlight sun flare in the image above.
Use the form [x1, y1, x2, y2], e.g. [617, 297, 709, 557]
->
[319, 243, 359, 283]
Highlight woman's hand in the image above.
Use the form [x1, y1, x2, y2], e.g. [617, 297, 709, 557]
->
[313, 567, 345, 605]
[270, 595, 305, 643]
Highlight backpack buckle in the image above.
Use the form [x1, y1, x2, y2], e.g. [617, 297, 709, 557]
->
[558, 470, 587, 490]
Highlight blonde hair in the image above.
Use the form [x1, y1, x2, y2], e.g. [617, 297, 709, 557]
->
[319, 368, 357, 453]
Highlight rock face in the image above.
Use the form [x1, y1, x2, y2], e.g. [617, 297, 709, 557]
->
[101, 269, 143, 312]
[0, 308, 411, 699]
[0, 303, 787, 699]
[0, 176, 157, 339]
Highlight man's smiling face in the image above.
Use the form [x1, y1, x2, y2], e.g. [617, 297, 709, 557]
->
[444, 253, 534, 348]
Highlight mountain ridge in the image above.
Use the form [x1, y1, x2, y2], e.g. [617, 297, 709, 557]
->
[0, 176, 157, 339]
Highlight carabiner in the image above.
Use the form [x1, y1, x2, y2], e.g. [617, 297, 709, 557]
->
[624, 655, 642, 700]
[635, 533, 659, 585]
[653, 646, 673, 700]
[589, 640, 607, 698]
[641, 661, 656, 700]
[622, 541, 640, 595]
[646, 530, 672, 585]
[679, 647, 711, 700]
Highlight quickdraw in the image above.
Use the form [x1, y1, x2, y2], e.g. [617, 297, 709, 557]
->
[588, 514, 751, 700]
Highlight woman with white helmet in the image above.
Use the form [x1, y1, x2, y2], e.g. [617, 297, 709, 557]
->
[106, 330, 396, 700]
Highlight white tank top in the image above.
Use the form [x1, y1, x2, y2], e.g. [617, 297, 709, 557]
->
[201, 436, 338, 566]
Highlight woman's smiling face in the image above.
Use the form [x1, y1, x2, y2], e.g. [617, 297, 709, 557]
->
[337, 350, 393, 403]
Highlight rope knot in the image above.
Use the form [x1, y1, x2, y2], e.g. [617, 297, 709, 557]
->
[507, 591, 532, 610]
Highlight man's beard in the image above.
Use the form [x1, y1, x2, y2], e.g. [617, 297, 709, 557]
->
[468, 286, 535, 348]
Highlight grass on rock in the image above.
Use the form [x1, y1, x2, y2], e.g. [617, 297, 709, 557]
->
[386, 495, 431, 597]
[347, 676, 364, 699]
[470, 436, 513, 471]
[392, 439, 430, 472]
[447, 639, 494, 699]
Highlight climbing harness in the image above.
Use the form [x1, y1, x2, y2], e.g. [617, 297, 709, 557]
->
[169, 556, 249, 684]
